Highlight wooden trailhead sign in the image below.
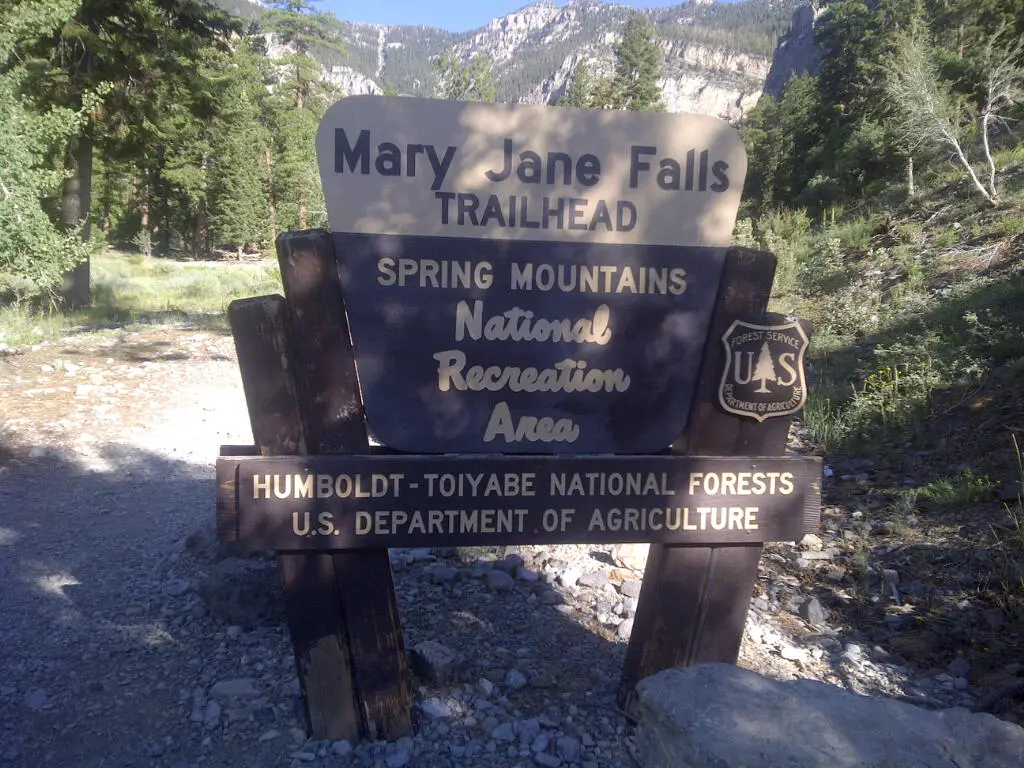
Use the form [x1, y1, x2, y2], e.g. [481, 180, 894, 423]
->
[315, 96, 747, 453]
[215, 96, 822, 744]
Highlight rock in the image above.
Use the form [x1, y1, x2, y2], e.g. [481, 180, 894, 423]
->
[796, 551, 834, 561]
[948, 657, 971, 678]
[494, 555, 525, 574]
[518, 718, 541, 745]
[28, 446, 47, 458]
[428, 566, 459, 584]
[331, 740, 352, 756]
[492, 722, 516, 741]
[410, 640, 458, 684]
[745, 623, 764, 645]
[485, 570, 515, 593]
[538, 589, 564, 606]
[578, 570, 609, 589]
[197, 558, 284, 628]
[826, 568, 848, 583]
[210, 679, 260, 699]
[559, 567, 582, 588]
[505, 669, 528, 689]
[798, 597, 828, 625]
[800, 533, 824, 551]
[419, 697, 453, 719]
[203, 699, 222, 730]
[619, 578, 642, 599]
[477, 678, 494, 696]
[884, 613, 905, 630]
[556, 735, 581, 761]
[610, 543, 649, 570]
[531, 733, 550, 753]
[617, 618, 634, 641]
[780, 645, 808, 662]
[259, 729, 281, 743]
[384, 737, 414, 767]
[517, 566, 541, 582]
[634, 664, 1024, 768]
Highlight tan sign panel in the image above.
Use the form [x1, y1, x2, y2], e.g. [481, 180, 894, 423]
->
[316, 96, 747, 247]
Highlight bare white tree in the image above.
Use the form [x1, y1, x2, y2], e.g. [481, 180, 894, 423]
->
[885, 24, 1024, 206]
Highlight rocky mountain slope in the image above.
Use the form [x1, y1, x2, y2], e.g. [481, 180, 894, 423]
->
[222, 0, 798, 122]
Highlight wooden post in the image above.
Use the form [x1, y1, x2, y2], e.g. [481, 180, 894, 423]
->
[228, 231, 413, 741]
[275, 230, 412, 741]
[618, 247, 806, 716]
[228, 294, 362, 742]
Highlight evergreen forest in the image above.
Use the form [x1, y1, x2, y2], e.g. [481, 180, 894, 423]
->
[2, 0, 1022, 306]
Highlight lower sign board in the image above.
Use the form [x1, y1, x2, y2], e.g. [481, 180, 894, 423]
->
[217, 454, 821, 550]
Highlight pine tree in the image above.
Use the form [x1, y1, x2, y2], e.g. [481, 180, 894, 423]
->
[0, 0, 90, 300]
[264, 0, 345, 231]
[610, 13, 664, 112]
[16, 0, 237, 303]
[558, 61, 593, 108]
[433, 47, 496, 102]
[753, 343, 777, 393]
[208, 41, 273, 255]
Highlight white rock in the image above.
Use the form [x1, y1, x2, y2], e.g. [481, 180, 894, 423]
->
[419, 697, 453, 719]
[617, 618, 634, 641]
[779, 645, 808, 662]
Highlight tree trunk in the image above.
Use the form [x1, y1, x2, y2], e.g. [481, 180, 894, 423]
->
[907, 155, 915, 197]
[59, 135, 93, 309]
[196, 199, 208, 259]
[981, 109, 998, 203]
[265, 144, 277, 242]
[197, 153, 209, 258]
[947, 130, 997, 206]
[138, 168, 150, 233]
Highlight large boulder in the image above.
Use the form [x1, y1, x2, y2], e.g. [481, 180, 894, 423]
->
[634, 664, 1024, 768]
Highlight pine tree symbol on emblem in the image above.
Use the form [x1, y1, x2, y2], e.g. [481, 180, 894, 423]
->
[753, 342, 777, 393]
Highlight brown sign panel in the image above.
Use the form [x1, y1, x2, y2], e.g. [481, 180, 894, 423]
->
[719, 319, 809, 422]
[218, 453, 821, 550]
[315, 97, 748, 454]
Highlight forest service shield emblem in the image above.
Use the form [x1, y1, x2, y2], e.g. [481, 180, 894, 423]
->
[718, 319, 809, 422]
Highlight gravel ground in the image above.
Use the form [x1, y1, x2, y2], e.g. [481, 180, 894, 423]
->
[0, 326, 981, 768]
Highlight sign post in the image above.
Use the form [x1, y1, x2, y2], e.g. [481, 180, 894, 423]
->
[216, 96, 821, 741]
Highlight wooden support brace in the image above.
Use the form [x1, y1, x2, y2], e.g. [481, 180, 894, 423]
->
[276, 230, 412, 741]
[228, 294, 362, 742]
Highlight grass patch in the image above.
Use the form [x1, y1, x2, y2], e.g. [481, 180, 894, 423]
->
[0, 251, 282, 345]
[911, 468, 999, 510]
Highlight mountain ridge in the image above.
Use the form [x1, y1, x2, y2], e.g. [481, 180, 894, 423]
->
[217, 0, 798, 121]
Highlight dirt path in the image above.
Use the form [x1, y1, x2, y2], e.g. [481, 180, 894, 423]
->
[0, 327, 260, 766]
[0, 325, 999, 768]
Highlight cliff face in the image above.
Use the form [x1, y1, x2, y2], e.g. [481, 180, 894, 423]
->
[252, 0, 795, 123]
[761, 3, 825, 100]
[519, 39, 769, 122]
